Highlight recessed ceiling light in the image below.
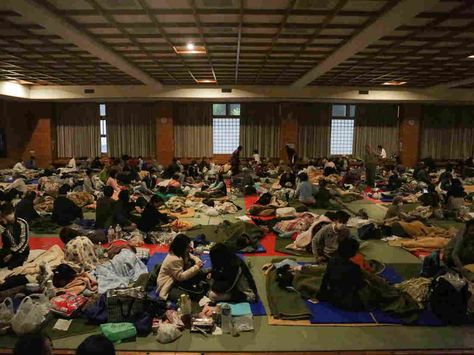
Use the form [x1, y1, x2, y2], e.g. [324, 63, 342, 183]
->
[382, 81, 407, 86]
[195, 79, 216, 84]
[468, 55, 474, 59]
[186, 42, 195, 50]
[173, 45, 206, 55]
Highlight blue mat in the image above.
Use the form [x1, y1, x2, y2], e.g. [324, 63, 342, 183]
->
[301, 263, 443, 326]
[146, 252, 266, 316]
[236, 243, 266, 254]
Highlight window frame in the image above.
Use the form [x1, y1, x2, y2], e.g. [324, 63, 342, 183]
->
[99, 104, 107, 154]
[329, 104, 356, 156]
[212, 103, 241, 154]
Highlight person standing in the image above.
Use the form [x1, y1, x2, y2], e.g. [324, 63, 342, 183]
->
[231, 146, 243, 176]
[378, 145, 387, 159]
[285, 144, 298, 168]
[364, 145, 377, 188]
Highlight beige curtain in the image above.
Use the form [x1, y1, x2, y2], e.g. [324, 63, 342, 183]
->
[240, 103, 280, 158]
[55, 103, 100, 158]
[421, 105, 474, 159]
[107, 103, 156, 157]
[353, 104, 399, 158]
[174, 102, 213, 158]
[297, 103, 330, 159]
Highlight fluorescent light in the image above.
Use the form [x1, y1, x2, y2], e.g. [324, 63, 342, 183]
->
[382, 81, 407, 86]
[173, 45, 206, 55]
[468, 55, 474, 58]
[195, 79, 216, 84]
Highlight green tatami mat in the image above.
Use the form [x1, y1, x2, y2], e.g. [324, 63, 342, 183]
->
[274, 237, 312, 256]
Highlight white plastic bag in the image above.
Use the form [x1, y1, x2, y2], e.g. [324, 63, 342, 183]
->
[11, 294, 50, 335]
[0, 298, 14, 325]
[156, 323, 182, 344]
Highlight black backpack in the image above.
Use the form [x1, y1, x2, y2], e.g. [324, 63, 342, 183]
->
[256, 192, 272, 206]
[429, 273, 470, 325]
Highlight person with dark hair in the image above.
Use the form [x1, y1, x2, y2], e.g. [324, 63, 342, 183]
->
[295, 172, 317, 205]
[384, 196, 415, 221]
[76, 335, 115, 355]
[0, 172, 27, 202]
[446, 178, 465, 211]
[106, 169, 121, 195]
[208, 243, 258, 303]
[165, 158, 181, 179]
[187, 160, 200, 179]
[167, 173, 182, 189]
[285, 144, 297, 167]
[318, 238, 365, 311]
[138, 195, 173, 233]
[444, 220, 474, 281]
[323, 160, 337, 176]
[0, 202, 30, 269]
[13, 334, 52, 355]
[52, 184, 83, 226]
[195, 174, 227, 198]
[13, 159, 27, 174]
[156, 233, 204, 300]
[419, 184, 441, 209]
[25, 156, 36, 170]
[106, 189, 136, 230]
[15, 191, 40, 223]
[230, 145, 243, 176]
[311, 210, 351, 262]
[198, 157, 209, 172]
[387, 170, 402, 191]
[91, 157, 102, 170]
[95, 186, 116, 229]
[279, 167, 296, 188]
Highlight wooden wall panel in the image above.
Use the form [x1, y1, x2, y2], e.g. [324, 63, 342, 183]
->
[399, 104, 422, 167]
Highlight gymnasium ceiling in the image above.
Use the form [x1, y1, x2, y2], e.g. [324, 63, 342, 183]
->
[1, 0, 474, 89]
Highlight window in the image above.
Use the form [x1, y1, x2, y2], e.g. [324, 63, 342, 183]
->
[212, 103, 240, 154]
[99, 104, 107, 154]
[330, 104, 355, 155]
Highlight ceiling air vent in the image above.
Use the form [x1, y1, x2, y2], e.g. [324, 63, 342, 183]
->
[295, 0, 331, 9]
[222, 88, 232, 93]
[200, 0, 236, 8]
[84, 89, 95, 94]
[359, 90, 369, 95]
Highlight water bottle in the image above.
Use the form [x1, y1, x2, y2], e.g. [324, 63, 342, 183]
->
[107, 226, 114, 243]
[221, 303, 232, 333]
[45, 280, 56, 299]
[115, 224, 122, 240]
[180, 294, 192, 328]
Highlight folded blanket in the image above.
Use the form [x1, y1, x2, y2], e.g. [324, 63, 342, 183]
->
[59, 272, 98, 295]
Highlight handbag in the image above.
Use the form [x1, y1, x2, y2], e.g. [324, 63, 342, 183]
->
[106, 286, 147, 323]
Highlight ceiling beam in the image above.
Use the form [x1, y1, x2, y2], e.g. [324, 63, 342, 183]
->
[291, 0, 442, 89]
[235, 0, 244, 84]
[431, 77, 474, 89]
[3, 0, 162, 88]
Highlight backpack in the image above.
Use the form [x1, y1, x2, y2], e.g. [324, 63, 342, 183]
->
[429, 272, 470, 325]
[256, 192, 272, 206]
[357, 223, 382, 240]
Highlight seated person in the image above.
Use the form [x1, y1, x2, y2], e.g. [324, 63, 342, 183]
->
[0, 202, 29, 269]
[194, 174, 227, 198]
[15, 191, 40, 223]
[167, 174, 182, 190]
[25, 156, 36, 170]
[295, 172, 317, 205]
[90, 157, 103, 170]
[137, 195, 174, 233]
[323, 160, 337, 176]
[318, 238, 365, 311]
[279, 168, 296, 188]
[0, 173, 27, 202]
[312, 210, 351, 262]
[157, 234, 204, 301]
[438, 166, 453, 184]
[314, 180, 332, 208]
[52, 184, 83, 226]
[419, 184, 441, 208]
[384, 197, 415, 221]
[13, 159, 27, 174]
[82, 169, 96, 194]
[76, 335, 115, 355]
[387, 171, 402, 191]
[106, 189, 137, 231]
[446, 178, 465, 211]
[95, 186, 116, 229]
[187, 160, 200, 179]
[106, 170, 121, 195]
[208, 243, 257, 303]
[13, 334, 53, 355]
[415, 166, 430, 184]
[444, 220, 474, 281]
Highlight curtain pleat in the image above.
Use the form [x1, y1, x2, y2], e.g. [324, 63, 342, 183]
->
[297, 103, 330, 159]
[174, 102, 213, 158]
[421, 105, 474, 159]
[56, 103, 100, 158]
[240, 103, 280, 158]
[107, 103, 156, 157]
[353, 104, 399, 158]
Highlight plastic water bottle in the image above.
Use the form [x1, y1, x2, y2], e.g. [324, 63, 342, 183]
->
[45, 280, 56, 299]
[107, 226, 114, 243]
[180, 294, 192, 328]
[221, 303, 232, 333]
[115, 224, 122, 240]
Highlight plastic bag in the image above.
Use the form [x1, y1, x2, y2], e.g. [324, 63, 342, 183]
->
[156, 323, 182, 344]
[11, 294, 50, 335]
[101, 322, 137, 343]
[0, 298, 14, 325]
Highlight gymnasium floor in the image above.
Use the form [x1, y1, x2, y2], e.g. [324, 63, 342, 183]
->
[1, 196, 474, 353]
